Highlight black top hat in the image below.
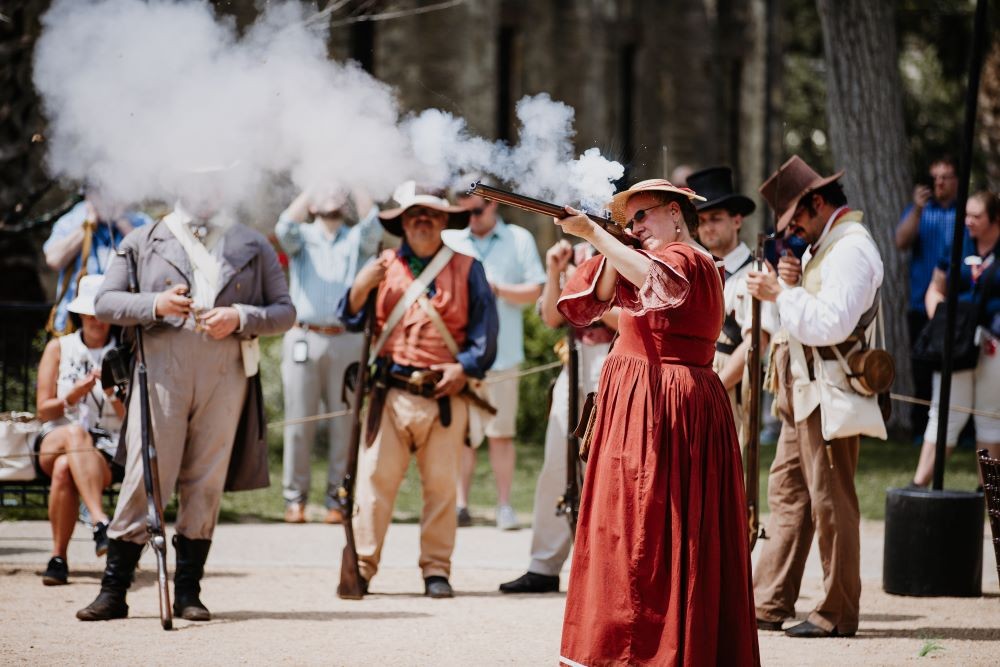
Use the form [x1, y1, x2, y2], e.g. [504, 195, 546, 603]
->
[686, 166, 756, 216]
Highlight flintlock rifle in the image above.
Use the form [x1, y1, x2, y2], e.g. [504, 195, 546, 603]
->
[745, 233, 766, 551]
[556, 328, 582, 536]
[123, 247, 173, 630]
[466, 182, 640, 249]
[336, 243, 383, 600]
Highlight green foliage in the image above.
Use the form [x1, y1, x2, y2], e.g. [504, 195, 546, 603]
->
[516, 308, 563, 447]
[918, 639, 945, 657]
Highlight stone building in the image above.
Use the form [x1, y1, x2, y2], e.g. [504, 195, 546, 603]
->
[1, 0, 779, 298]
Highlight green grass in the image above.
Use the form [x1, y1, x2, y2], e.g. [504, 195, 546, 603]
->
[217, 440, 546, 523]
[756, 437, 984, 520]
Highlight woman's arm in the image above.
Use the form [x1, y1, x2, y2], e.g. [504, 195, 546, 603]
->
[924, 267, 947, 318]
[553, 210, 650, 299]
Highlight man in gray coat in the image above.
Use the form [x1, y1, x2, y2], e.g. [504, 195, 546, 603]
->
[77, 202, 295, 622]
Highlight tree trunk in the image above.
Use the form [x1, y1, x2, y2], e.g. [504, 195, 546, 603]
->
[978, 37, 1000, 192]
[815, 0, 913, 432]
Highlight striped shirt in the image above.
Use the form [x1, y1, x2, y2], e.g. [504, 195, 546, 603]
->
[898, 200, 958, 311]
[274, 206, 381, 326]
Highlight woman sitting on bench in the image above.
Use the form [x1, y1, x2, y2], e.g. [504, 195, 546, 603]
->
[35, 275, 125, 585]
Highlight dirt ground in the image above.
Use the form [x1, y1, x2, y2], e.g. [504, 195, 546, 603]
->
[1, 518, 997, 666]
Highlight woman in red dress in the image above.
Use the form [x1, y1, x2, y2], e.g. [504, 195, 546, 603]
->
[555, 179, 759, 666]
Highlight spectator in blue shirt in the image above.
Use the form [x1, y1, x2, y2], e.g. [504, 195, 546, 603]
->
[43, 190, 151, 334]
[911, 190, 1000, 486]
[274, 187, 381, 524]
[445, 177, 546, 531]
[895, 156, 960, 437]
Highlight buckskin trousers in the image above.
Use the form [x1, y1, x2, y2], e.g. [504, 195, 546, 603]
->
[355, 387, 468, 581]
[109, 325, 247, 543]
[753, 341, 862, 635]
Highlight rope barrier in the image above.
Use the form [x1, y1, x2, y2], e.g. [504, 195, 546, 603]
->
[4, 376, 993, 466]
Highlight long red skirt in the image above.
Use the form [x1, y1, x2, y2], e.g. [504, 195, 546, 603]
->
[559, 353, 760, 666]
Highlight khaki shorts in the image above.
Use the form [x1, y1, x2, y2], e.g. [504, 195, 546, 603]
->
[484, 368, 520, 439]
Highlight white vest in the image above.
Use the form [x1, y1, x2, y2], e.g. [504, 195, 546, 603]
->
[56, 332, 122, 436]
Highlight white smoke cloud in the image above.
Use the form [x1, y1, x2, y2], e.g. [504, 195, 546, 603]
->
[33, 0, 622, 214]
[407, 94, 624, 211]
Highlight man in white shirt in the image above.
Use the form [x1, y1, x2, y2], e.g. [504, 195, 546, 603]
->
[688, 166, 778, 449]
[747, 156, 884, 639]
[445, 178, 545, 531]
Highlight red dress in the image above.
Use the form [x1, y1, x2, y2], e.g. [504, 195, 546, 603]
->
[557, 243, 760, 666]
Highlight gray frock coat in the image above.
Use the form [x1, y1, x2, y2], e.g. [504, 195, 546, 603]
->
[95, 218, 296, 491]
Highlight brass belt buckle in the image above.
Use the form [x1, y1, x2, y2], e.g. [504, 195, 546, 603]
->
[408, 370, 435, 397]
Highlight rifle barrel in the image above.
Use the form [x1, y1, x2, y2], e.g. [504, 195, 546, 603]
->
[468, 182, 639, 248]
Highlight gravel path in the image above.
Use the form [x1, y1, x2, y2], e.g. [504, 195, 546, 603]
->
[1, 518, 997, 665]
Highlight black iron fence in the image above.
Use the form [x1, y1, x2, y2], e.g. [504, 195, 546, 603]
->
[0, 302, 50, 414]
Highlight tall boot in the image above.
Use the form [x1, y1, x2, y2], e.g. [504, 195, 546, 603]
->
[173, 534, 212, 621]
[76, 539, 143, 621]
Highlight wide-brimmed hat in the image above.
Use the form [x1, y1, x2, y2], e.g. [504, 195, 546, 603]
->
[686, 166, 756, 216]
[759, 155, 844, 232]
[66, 274, 105, 317]
[378, 181, 470, 237]
[608, 179, 707, 227]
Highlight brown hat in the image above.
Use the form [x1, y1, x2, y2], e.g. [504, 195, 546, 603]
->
[608, 178, 707, 227]
[378, 181, 470, 236]
[759, 155, 844, 232]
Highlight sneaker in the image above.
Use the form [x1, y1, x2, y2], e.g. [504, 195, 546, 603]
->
[41, 556, 68, 586]
[496, 504, 519, 531]
[499, 571, 559, 594]
[284, 502, 306, 524]
[93, 520, 110, 557]
[456, 506, 472, 528]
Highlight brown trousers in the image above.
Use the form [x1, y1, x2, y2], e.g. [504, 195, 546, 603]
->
[753, 342, 862, 634]
[354, 388, 468, 581]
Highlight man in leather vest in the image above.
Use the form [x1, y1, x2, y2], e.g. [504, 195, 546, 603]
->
[687, 166, 778, 450]
[338, 182, 498, 598]
[747, 156, 885, 639]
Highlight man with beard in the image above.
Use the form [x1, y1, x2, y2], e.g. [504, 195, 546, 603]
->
[339, 182, 497, 598]
[747, 156, 885, 638]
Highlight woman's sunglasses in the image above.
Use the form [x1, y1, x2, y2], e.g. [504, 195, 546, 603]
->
[625, 202, 667, 229]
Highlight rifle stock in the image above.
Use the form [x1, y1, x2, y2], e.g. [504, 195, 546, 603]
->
[125, 248, 173, 630]
[467, 182, 640, 248]
[556, 329, 581, 535]
[745, 234, 766, 551]
[337, 244, 383, 600]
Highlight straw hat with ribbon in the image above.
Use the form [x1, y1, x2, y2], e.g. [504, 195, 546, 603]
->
[378, 181, 470, 236]
[608, 179, 707, 227]
[759, 155, 844, 233]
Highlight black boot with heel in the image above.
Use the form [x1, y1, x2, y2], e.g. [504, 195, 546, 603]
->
[76, 539, 143, 621]
[173, 534, 212, 621]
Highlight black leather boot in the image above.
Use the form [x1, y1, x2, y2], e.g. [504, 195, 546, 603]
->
[76, 539, 143, 621]
[173, 534, 212, 621]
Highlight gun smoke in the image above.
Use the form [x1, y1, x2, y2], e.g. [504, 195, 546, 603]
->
[34, 0, 623, 214]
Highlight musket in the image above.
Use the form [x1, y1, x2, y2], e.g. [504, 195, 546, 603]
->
[124, 247, 173, 630]
[745, 233, 766, 551]
[467, 182, 640, 248]
[336, 243, 383, 600]
[556, 328, 582, 536]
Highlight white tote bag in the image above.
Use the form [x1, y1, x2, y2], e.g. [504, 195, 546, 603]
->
[0, 412, 41, 481]
[814, 358, 887, 441]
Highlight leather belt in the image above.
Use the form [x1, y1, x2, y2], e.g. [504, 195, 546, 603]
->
[387, 372, 437, 398]
[805, 337, 860, 363]
[386, 371, 452, 426]
[297, 322, 345, 335]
